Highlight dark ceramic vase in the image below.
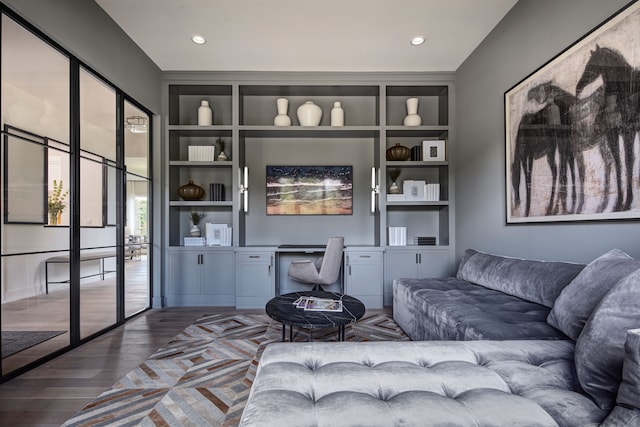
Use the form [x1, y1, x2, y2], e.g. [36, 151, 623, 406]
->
[178, 180, 204, 200]
[386, 143, 411, 161]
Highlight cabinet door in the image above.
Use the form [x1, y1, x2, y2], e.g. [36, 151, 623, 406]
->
[384, 250, 419, 306]
[417, 249, 452, 279]
[168, 250, 203, 295]
[201, 251, 235, 305]
[346, 252, 383, 308]
[236, 252, 275, 309]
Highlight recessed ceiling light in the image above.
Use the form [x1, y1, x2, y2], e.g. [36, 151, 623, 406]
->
[410, 36, 425, 46]
[191, 35, 206, 45]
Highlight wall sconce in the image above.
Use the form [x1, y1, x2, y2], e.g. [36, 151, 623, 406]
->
[125, 116, 148, 133]
[371, 167, 380, 213]
[239, 166, 249, 213]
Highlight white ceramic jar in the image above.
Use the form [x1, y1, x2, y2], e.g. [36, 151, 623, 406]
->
[198, 100, 213, 126]
[403, 97, 422, 126]
[331, 101, 344, 126]
[274, 97, 292, 126]
[297, 101, 322, 126]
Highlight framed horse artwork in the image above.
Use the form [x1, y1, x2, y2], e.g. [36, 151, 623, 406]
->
[505, 0, 640, 223]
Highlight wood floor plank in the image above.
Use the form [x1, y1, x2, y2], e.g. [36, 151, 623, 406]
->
[0, 307, 216, 426]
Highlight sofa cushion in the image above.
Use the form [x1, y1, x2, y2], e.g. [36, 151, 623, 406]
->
[240, 340, 608, 427]
[456, 249, 584, 308]
[548, 249, 640, 340]
[618, 329, 640, 409]
[575, 269, 640, 410]
[393, 277, 567, 341]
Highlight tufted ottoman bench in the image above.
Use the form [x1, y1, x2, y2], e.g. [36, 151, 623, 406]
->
[239, 340, 609, 426]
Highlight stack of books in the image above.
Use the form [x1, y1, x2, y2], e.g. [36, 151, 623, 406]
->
[425, 184, 440, 201]
[388, 226, 407, 246]
[184, 237, 206, 246]
[209, 183, 225, 201]
[205, 223, 232, 246]
[413, 236, 436, 245]
[188, 145, 215, 161]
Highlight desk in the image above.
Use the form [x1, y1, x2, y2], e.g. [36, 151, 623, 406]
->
[45, 251, 116, 293]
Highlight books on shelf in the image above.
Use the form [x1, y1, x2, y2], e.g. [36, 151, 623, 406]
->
[387, 194, 405, 202]
[188, 145, 215, 161]
[205, 223, 232, 246]
[425, 183, 440, 201]
[414, 236, 436, 245]
[293, 296, 343, 312]
[388, 226, 407, 246]
[390, 181, 440, 202]
[209, 183, 225, 201]
[184, 237, 206, 246]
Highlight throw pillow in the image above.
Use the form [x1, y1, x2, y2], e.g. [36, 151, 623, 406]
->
[456, 249, 584, 308]
[548, 249, 640, 340]
[616, 329, 640, 410]
[575, 268, 640, 410]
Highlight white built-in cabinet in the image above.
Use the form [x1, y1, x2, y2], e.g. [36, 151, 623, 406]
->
[167, 248, 235, 306]
[344, 249, 384, 308]
[235, 250, 275, 309]
[163, 74, 455, 308]
[383, 247, 451, 306]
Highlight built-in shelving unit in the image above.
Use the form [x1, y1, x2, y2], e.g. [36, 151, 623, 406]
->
[163, 74, 455, 307]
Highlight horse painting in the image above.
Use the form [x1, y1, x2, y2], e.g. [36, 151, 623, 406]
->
[511, 83, 573, 217]
[575, 45, 640, 212]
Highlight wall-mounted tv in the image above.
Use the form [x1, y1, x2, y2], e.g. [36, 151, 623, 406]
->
[266, 165, 353, 215]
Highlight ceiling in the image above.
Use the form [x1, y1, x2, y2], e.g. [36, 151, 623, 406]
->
[94, 0, 517, 73]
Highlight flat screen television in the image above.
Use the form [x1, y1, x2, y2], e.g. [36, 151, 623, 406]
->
[266, 165, 353, 215]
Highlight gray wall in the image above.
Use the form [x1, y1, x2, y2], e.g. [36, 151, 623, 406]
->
[2, 0, 161, 112]
[454, 0, 638, 263]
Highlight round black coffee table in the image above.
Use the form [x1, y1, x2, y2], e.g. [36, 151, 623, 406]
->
[265, 291, 365, 341]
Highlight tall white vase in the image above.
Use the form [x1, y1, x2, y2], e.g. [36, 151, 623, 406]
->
[403, 97, 422, 126]
[198, 100, 213, 126]
[297, 101, 322, 126]
[274, 97, 292, 126]
[331, 101, 344, 127]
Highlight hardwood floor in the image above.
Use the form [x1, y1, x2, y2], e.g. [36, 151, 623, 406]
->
[1, 257, 150, 375]
[0, 306, 244, 426]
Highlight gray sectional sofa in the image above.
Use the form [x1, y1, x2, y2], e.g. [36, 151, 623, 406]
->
[240, 249, 640, 426]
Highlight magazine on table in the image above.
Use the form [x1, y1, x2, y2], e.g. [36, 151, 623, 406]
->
[292, 296, 342, 312]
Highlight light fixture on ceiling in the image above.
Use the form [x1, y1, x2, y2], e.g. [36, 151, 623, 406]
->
[410, 36, 425, 46]
[191, 34, 206, 45]
[126, 116, 147, 133]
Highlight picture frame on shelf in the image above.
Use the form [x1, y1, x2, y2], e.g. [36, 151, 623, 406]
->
[422, 140, 445, 162]
[505, 1, 640, 223]
[403, 180, 426, 201]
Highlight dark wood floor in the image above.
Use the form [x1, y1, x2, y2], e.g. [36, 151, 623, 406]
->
[0, 306, 243, 426]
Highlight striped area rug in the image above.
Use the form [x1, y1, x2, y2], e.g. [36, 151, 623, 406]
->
[61, 312, 409, 427]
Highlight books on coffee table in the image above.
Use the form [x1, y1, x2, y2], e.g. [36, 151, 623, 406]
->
[292, 296, 343, 312]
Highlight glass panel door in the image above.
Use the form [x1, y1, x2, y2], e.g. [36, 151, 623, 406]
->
[79, 68, 117, 338]
[1, 14, 71, 375]
[124, 101, 150, 317]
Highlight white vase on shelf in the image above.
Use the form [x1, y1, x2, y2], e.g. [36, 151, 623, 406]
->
[190, 224, 201, 237]
[403, 97, 422, 126]
[274, 97, 292, 126]
[331, 101, 344, 127]
[297, 101, 322, 126]
[198, 100, 213, 126]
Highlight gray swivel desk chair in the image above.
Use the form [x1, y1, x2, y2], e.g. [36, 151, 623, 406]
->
[287, 236, 344, 292]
